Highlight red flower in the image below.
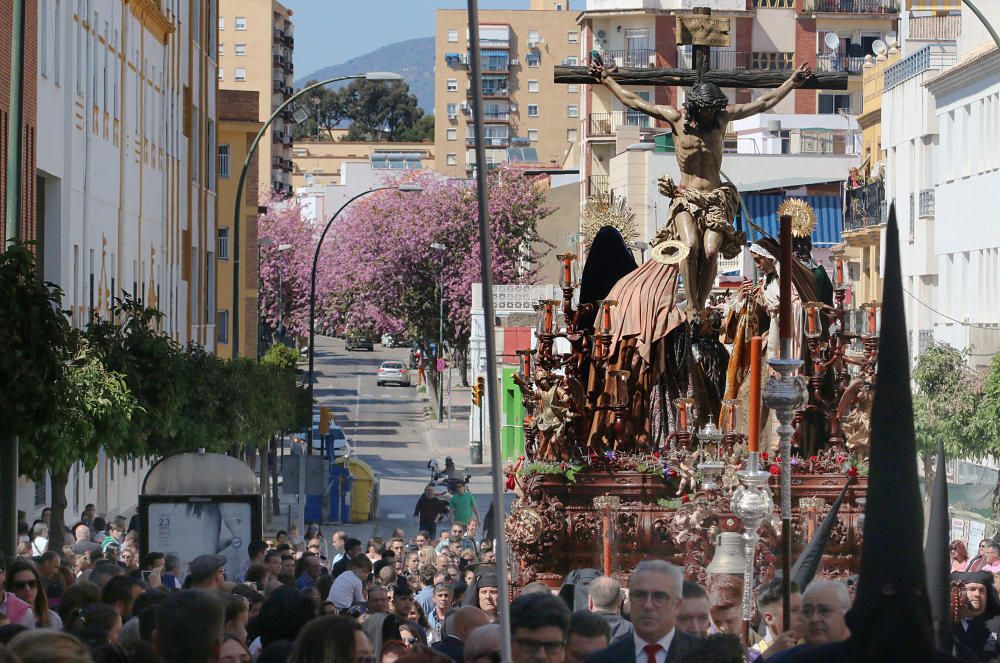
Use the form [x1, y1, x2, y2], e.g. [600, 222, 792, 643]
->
[769, 465, 781, 476]
[681, 495, 691, 504]
[652, 450, 661, 460]
[847, 466, 859, 478]
[761, 452, 769, 461]
[775, 456, 782, 463]
[809, 455, 818, 462]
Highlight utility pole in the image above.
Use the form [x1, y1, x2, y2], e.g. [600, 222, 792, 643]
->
[431, 243, 446, 422]
[2, 0, 27, 561]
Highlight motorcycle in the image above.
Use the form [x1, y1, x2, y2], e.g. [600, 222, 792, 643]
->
[427, 458, 471, 499]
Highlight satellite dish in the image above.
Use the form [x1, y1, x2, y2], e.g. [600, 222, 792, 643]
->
[872, 39, 888, 57]
[824, 32, 841, 51]
[597, 30, 607, 39]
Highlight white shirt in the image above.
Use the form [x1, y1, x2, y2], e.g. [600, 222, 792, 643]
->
[633, 629, 676, 663]
[327, 570, 365, 610]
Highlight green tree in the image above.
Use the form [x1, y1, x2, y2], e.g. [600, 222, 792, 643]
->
[912, 343, 982, 497]
[395, 114, 434, 143]
[342, 79, 425, 141]
[290, 81, 348, 141]
[21, 338, 137, 550]
[974, 355, 1000, 517]
[261, 343, 301, 371]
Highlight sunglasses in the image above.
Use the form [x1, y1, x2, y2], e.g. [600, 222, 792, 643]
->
[13, 579, 37, 591]
[403, 637, 419, 645]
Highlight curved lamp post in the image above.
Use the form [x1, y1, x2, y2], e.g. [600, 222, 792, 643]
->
[306, 182, 423, 450]
[231, 71, 403, 358]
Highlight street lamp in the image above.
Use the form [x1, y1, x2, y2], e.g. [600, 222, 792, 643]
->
[430, 242, 446, 423]
[276, 243, 293, 340]
[306, 182, 423, 451]
[231, 71, 404, 357]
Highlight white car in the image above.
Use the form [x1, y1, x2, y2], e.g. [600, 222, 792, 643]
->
[377, 361, 411, 386]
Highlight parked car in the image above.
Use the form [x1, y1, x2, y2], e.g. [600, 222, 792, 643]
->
[308, 419, 353, 458]
[345, 332, 374, 351]
[377, 361, 411, 387]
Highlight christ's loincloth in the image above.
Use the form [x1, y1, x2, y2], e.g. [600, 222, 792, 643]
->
[656, 177, 746, 260]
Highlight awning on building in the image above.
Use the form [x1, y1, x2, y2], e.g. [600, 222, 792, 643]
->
[737, 194, 843, 247]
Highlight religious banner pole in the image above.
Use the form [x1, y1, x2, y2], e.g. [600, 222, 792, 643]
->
[466, 2, 513, 662]
[764, 215, 808, 631]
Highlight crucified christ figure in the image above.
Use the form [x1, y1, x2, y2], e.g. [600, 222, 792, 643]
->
[589, 61, 812, 315]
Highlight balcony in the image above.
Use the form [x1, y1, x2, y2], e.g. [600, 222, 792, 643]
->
[272, 80, 284, 93]
[587, 175, 609, 197]
[884, 44, 957, 90]
[909, 14, 961, 41]
[588, 111, 651, 138]
[273, 54, 284, 68]
[470, 86, 510, 99]
[919, 189, 935, 217]
[466, 136, 510, 147]
[600, 48, 657, 69]
[844, 181, 886, 232]
[466, 110, 511, 122]
[677, 48, 749, 71]
[815, 53, 866, 74]
[271, 130, 286, 145]
[480, 38, 509, 49]
[803, 0, 898, 13]
[284, 60, 294, 75]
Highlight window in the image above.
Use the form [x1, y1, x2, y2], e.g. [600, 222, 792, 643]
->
[218, 41, 224, 56]
[447, 79, 458, 92]
[528, 30, 540, 45]
[217, 228, 230, 259]
[448, 29, 459, 43]
[567, 31, 579, 44]
[235, 68, 246, 81]
[818, 93, 852, 114]
[218, 144, 231, 178]
[447, 103, 458, 117]
[568, 84, 578, 93]
[216, 311, 229, 344]
[447, 128, 458, 141]
[753, 0, 794, 5]
[218, 68, 223, 81]
[528, 80, 539, 93]
[527, 129, 539, 142]
[234, 16, 246, 30]
[447, 153, 457, 166]
[563, 56, 579, 66]
[218, 16, 224, 30]
[526, 53, 541, 67]
[53, 0, 61, 85]
[567, 104, 579, 118]
[527, 104, 539, 117]
[235, 43, 246, 56]
[567, 128, 578, 142]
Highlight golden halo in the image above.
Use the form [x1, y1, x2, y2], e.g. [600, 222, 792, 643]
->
[650, 239, 690, 265]
[779, 198, 817, 238]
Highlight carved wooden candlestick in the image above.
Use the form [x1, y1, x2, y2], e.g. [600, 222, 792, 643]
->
[594, 495, 621, 576]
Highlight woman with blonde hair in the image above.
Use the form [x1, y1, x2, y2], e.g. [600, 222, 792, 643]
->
[417, 547, 436, 569]
[7, 630, 92, 663]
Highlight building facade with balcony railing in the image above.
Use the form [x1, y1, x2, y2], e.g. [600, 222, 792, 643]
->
[815, 53, 867, 75]
[588, 111, 652, 138]
[804, 0, 898, 13]
[677, 47, 750, 71]
[844, 181, 886, 232]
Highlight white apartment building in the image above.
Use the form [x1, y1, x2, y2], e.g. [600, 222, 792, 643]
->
[28, 0, 219, 520]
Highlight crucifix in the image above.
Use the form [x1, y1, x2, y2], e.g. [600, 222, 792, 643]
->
[555, 7, 848, 315]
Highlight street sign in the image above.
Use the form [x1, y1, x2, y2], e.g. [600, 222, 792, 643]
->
[436, 358, 446, 373]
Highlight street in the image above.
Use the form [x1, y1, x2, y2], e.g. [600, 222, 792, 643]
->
[304, 334, 496, 541]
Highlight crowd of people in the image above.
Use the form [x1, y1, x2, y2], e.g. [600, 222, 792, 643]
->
[2, 499, 998, 663]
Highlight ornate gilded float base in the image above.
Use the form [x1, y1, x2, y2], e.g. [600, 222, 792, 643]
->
[507, 470, 866, 588]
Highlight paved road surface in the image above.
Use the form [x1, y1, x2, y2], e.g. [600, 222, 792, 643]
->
[298, 334, 496, 542]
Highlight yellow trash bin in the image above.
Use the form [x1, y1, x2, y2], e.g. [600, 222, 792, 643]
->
[347, 458, 379, 523]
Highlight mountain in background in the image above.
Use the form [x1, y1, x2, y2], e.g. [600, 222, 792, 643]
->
[295, 37, 435, 113]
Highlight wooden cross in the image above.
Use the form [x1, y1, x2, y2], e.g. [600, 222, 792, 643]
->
[554, 6, 847, 91]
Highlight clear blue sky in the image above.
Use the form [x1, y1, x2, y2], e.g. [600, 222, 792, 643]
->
[290, 0, 532, 77]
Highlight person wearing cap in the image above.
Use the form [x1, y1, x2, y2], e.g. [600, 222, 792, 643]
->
[188, 554, 227, 591]
[951, 570, 1000, 661]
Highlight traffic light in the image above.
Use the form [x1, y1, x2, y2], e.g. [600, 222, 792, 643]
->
[472, 376, 485, 407]
[318, 407, 330, 434]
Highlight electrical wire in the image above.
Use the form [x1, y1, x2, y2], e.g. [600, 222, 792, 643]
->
[902, 287, 1000, 331]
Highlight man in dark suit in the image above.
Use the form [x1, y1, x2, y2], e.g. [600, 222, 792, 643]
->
[511, 591, 572, 663]
[331, 538, 362, 579]
[585, 560, 695, 663]
[432, 605, 490, 663]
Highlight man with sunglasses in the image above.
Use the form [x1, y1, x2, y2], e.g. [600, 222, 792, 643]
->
[511, 591, 571, 663]
[585, 560, 694, 663]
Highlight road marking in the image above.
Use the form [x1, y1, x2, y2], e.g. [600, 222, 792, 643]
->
[387, 513, 406, 519]
[354, 374, 362, 422]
